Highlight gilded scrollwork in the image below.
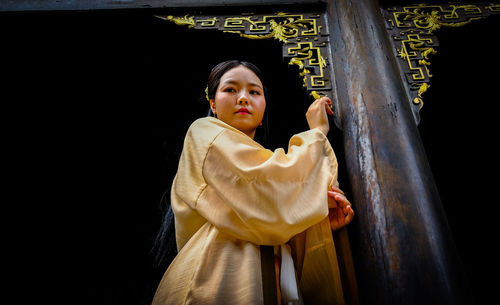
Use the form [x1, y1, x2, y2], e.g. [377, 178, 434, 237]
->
[156, 12, 331, 99]
[382, 3, 499, 123]
[393, 5, 484, 34]
[160, 15, 195, 28]
[222, 13, 320, 43]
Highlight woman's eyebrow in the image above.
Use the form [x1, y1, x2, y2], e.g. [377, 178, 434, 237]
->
[221, 79, 263, 89]
[249, 82, 263, 89]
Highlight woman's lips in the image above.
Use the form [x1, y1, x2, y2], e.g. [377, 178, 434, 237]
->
[235, 108, 251, 114]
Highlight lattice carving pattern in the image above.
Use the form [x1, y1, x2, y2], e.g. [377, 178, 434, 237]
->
[156, 12, 332, 99]
[382, 3, 499, 122]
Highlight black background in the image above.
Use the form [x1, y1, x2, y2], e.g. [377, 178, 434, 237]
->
[417, 16, 500, 305]
[3, 8, 499, 305]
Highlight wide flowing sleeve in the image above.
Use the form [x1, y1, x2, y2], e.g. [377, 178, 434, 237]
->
[196, 126, 339, 245]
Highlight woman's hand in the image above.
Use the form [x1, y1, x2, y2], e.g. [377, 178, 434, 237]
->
[328, 185, 355, 231]
[306, 96, 334, 136]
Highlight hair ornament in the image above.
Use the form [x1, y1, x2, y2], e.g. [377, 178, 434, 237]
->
[205, 87, 210, 102]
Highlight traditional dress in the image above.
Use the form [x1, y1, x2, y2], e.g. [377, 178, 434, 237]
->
[152, 117, 346, 305]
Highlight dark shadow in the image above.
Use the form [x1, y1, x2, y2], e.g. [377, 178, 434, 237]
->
[418, 16, 500, 305]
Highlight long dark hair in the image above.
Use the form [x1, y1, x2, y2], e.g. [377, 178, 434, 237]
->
[152, 60, 269, 270]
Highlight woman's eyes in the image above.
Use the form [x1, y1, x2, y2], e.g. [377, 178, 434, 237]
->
[222, 87, 261, 95]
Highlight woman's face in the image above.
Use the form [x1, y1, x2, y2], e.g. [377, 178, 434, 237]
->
[211, 65, 266, 139]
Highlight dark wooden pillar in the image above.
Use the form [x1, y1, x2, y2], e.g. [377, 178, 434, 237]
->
[326, 0, 473, 304]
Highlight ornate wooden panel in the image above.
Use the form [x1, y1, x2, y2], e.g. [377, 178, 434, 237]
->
[382, 3, 499, 123]
[158, 4, 499, 125]
[156, 12, 333, 101]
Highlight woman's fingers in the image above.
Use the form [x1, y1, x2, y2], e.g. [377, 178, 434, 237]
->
[329, 185, 344, 195]
[327, 191, 338, 208]
[328, 190, 352, 212]
[329, 191, 350, 208]
[344, 205, 355, 223]
[306, 97, 331, 135]
[314, 97, 334, 116]
[329, 204, 355, 231]
[327, 186, 355, 231]
[323, 97, 334, 116]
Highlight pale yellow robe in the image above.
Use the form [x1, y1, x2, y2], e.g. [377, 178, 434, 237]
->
[152, 117, 345, 305]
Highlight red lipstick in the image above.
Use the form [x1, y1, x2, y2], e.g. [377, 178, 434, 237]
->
[235, 108, 251, 114]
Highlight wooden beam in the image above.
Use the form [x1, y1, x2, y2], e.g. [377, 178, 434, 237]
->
[0, 0, 326, 12]
[326, 0, 473, 304]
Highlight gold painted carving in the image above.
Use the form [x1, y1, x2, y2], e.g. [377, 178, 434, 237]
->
[156, 12, 331, 99]
[222, 13, 319, 43]
[393, 5, 484, 33]
[287, 42, 327, 88]
[383, 3, 499, 122]
[163, 15, 195, 28]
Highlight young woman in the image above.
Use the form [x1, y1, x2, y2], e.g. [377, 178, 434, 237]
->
[152, 60, 354, 305]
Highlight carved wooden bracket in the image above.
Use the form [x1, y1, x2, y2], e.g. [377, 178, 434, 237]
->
[381, 3, 499, 124]
[156, 12, 333, 101]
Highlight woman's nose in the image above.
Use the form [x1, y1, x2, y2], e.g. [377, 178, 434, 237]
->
[237, 93, 249, 105]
